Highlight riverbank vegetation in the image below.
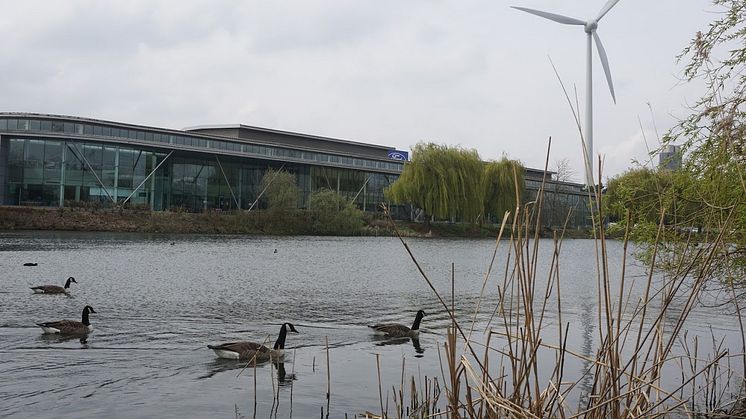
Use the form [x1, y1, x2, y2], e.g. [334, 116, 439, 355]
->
[386, 142, 525, 225]
[605, 0, 746, 287]
[354, 167, 745, 417]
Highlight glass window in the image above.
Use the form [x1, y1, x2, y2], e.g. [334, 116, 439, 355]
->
[76, 124, 83, 134]
[103, 146, 117, 166]
[64, 123, 75, 133]
[18, 119, 29, 130]
[25, 139, 45, 181]
[129, 130, 138, 139]
[7, 119, 17, 130]
[93, 125, 102, 136]
[102, 126, 111, 137]
[8, 139, 24, 182]
[44, 141, 63, 184]
[145, 132, 154, 142]
[52, 121, 64, 132]
[136, 131, 145, 141]
[0, 119, 6, 130]
[29, 119, 40, 130]
[40, 120, 52, 131]
[84, 125, 94, 135]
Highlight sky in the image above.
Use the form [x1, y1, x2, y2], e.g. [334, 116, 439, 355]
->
[0, 0, 718, 181]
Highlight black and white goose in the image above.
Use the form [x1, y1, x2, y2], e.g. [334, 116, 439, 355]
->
[208, 323, 299, 361]
[37, 305, 97, 335]
[369, 310, 426, 338]
[30, 277, 77, 294]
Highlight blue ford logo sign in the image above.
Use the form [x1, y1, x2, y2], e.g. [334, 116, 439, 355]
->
[387, 150, 408, 161]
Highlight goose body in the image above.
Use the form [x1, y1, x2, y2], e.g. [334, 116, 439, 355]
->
[31, 277, 76, 294]
[369, 310, 426, 338]
[208, 323, 298, 361]
[37, 305, 96, 335]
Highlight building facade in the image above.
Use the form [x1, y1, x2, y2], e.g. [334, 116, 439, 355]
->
[0, 113, 405, 212]
[0, 112, 592, 226]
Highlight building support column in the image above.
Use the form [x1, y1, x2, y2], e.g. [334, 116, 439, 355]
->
[113, 147, 119, 203]
[149, 154, 156, 210]
[59, 143, 66, 207]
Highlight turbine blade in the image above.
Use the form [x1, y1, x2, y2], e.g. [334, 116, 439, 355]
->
[596, 0, 621, 21]
[593, 31, 616, 103]
[511, 7, 585, 26]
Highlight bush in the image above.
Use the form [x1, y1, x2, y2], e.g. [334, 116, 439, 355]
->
[309, 189, 364, 235]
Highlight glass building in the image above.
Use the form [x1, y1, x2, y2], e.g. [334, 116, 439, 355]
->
[0, 112, 593, 226]
[0, 113, 405, 212]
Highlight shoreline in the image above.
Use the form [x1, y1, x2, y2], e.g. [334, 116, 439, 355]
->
[0, 206, 592, 238]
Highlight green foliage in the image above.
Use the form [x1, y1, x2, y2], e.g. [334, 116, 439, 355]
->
[631, 0, 746, 281]
[260, 169, 299, 210]
[604, 168, 676, 224]
[386, 142, 524, 223]
[483, 157, 525, 220]
[386, 143, 485, 222]
[309, 188, 364, 235]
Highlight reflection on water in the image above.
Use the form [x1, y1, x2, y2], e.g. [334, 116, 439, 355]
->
[373, 336, 424, 357]
[39, 334, 89, 346]
[0, 232, 741, 418]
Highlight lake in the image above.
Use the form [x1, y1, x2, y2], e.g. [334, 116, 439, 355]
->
[0, 232, 741, 417]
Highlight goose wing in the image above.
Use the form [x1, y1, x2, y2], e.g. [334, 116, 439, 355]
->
[208, 341, 269, 356]
[369, 323, 412, 337]
[30, 285, 66, 294]
[37, 320, 88, 334]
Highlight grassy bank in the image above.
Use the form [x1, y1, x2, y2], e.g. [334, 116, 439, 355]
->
[0, 206, 590, 238]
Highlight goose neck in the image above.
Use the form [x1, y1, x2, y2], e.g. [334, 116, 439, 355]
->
[274, 325, 288, 350]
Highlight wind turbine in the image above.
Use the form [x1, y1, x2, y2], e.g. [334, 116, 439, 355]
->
[512, 0, 620, 188]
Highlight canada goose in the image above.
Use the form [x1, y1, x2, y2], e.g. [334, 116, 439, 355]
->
[23, 262, 38, 266]
[30, 277, 77, 294]
[369, 310, 426, 338]
[208, 323, 299, 361]
[36, 305, 97, 335]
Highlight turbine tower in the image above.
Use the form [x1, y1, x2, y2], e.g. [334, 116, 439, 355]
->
[512, 0, 620, 188]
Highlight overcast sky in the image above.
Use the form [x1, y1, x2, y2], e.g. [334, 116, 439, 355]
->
[0, 0, 717, 181]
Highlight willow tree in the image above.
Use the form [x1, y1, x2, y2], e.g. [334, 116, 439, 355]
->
[483, 157, 525, 221]
[386, 142, 484, 222]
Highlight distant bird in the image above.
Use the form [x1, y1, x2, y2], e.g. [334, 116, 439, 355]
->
[23, 262, 38, 267]
[30, 277, 77, 294]
[369, 310, 426, 338]
[37, 305, 97, 335]
[208, 323, 299, 361]
[170, 242, 175, 246]
[273, 249, 278, 254]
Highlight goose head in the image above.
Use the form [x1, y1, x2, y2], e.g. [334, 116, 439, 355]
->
[273, 323, 299, 350]
[64, 277, 77, 288]
[81, 305, 96, 326]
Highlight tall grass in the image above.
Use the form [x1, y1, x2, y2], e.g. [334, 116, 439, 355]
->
[371, 145, 746, 418]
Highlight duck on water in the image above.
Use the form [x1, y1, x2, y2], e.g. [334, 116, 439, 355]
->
[36, 305, 97, 335]
[208, 323, 299, 361]
[30, 277, 77, 294]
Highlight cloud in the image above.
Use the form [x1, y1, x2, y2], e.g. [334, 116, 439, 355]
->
[0, 0, 715, 178]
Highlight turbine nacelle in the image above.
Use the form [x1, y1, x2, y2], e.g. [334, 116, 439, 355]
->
[585, 21, 598, 33]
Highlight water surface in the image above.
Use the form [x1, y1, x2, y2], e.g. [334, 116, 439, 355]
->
[0, 232, 740, 417]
